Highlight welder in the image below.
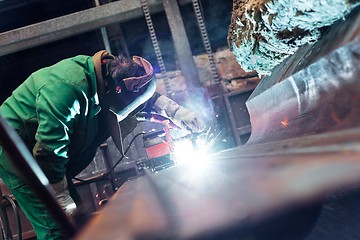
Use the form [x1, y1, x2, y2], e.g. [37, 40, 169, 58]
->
[0, 50, 204, 239]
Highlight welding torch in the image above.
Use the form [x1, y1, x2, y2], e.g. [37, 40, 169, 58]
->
[137, 111, 207, 151]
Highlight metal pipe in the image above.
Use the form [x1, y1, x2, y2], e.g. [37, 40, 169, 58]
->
[0, 202, 12, 239]
[3, 195, 22, 240]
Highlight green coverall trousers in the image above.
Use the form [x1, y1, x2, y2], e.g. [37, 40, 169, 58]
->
[0, 149, 66, 240]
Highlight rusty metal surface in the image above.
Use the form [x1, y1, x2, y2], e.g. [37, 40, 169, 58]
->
[250, 5, 360, 98]
[75, 127, 360, 240]
[245, 5, 360, 144]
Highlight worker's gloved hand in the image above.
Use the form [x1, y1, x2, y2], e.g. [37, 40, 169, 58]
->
[173, 106, 205, 133]
[153, 95, 205, 133]
[51, 176, 77, 216]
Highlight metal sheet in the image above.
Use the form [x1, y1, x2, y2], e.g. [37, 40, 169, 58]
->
[74, 127, 360, 239]
[246, 25, 360, 144]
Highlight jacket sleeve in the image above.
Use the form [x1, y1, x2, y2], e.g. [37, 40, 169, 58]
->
[146, 92, 180, 119]
[142, 92, 206, 132]
[33, 83, 81, 184]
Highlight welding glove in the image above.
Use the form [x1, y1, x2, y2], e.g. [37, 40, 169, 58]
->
[51, 176, 77, 216]
[154, 95, 205, 132]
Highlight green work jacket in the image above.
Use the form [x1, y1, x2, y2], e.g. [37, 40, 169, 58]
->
[0, 55, 109, 186]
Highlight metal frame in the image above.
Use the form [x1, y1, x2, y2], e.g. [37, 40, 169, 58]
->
[0, 0, 195, 57]
[224, 86, 255, 146]
[0, 0, 205, 98]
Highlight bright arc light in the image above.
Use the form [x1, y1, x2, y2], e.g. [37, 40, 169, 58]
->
[173, 138, 215, 184]
[173, 138, 210, 168]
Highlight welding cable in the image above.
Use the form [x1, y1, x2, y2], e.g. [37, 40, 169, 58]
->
[2, 195, 22, 240]
[73, 132, 146, 184]
[109, 132, 146, 173]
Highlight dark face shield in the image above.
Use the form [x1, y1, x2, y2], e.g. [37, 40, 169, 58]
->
[107, 79, 156, 121]
[103, 56, 156, 121]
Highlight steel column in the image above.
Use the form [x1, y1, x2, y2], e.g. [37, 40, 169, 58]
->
[94, 0, 112, 53]
[162, 0, 202, 91]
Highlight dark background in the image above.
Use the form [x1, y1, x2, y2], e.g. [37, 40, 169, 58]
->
[0, 0, 233, 103]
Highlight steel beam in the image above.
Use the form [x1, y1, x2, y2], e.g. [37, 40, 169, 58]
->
[0, 0, 194, 57]
[0, 0, 164, 56]
[74, 127, 360, 239]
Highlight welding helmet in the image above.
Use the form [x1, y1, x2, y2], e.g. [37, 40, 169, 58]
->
[103, 56, 157, 121]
